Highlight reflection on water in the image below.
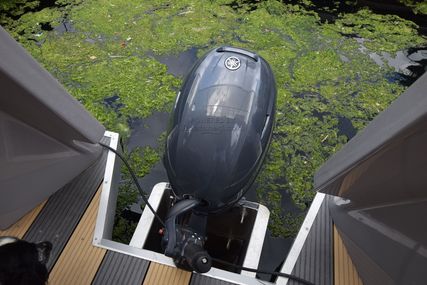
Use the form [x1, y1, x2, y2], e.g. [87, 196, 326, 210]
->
[147, 47, 199, 77]
[103, 94, 123, 113]
[338, 116, 357, 140]
[54, 20, 75, 34]
[355, 37, 427, 86]
[127, 111, 170, 151]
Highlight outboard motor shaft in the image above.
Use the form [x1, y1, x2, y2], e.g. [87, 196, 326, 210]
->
[163, 46, 276, 272]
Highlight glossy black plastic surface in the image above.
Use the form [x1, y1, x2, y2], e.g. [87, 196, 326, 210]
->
[164, 46, 276, 213]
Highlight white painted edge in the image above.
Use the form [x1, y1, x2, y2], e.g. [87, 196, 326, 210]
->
[93, 131, 119, 245]
[242, 204, 270, 277]
[129, 182, 168, 248]
[276, 192, 325, 285]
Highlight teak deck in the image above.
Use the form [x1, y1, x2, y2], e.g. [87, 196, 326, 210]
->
[333, 226, 363, 285]
[0, 147, 363, 285]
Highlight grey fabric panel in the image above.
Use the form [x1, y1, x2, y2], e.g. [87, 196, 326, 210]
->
[288, 197, 332, 285]
[92, 251, 149, 285]
[338, 228, 392, 285]
[23, 142, 108, 271]
[0, 26, 104, 229]
[0, 109, 103, 229]
[190, 274, 238, 285]
[315, 71, 427, 195]
[0, 26, 105, 144]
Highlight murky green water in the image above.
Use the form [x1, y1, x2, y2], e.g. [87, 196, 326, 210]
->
[2, 0, 426, 279]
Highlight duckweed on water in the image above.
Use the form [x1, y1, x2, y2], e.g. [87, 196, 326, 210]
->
[399, 0, 427, 15]
[2, 0, 425, 238]
[332, 9, 425, 52]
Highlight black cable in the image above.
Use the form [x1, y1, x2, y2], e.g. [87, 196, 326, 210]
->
[211, 257, 316, 285]
[99, 142, 166, 228]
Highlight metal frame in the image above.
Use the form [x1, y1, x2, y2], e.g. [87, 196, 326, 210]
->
[129, 183, 270, 278]
[93, 131, 120, 243]
[241, 203, 270, 277]
[129, 182, 167, 248]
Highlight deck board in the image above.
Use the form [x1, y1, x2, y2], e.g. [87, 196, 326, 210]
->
[92, 251, 149, 285]
[0, 201, 46, 238]
[22, 149, 107, 270]
[143, 263, 191, 285]
[190, 274, 238, 285]
[333, 226, 363, 285]
[48, 188, 107, 285]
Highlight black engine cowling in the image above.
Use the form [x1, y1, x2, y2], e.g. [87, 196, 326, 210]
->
[164, 46, 276, 213]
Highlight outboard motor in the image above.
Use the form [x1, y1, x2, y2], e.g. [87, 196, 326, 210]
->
[163, 46, 276, 273]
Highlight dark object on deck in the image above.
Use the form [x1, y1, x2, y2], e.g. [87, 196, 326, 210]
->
[163, 46, 276, 272]
[0, 237, 52, 285]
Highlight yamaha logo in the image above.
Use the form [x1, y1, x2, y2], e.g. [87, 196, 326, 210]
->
[224, 56, 241, 70]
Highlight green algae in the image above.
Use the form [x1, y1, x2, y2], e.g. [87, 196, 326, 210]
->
[332, 8, 424, 52]
[2, 0, 426, 239]
[400, 0, 427, 15]
[24, 32, 181, 139]
[0, 0, 40, 25]
[69, 0, 237, 54]
[126, 146, 161, 177]
[5, 7, 62, 44]
[70, 56, 181, 135]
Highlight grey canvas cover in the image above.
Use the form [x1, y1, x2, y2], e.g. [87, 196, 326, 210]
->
[315, 71, 427, 284]
[0, 26, 105, 229]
